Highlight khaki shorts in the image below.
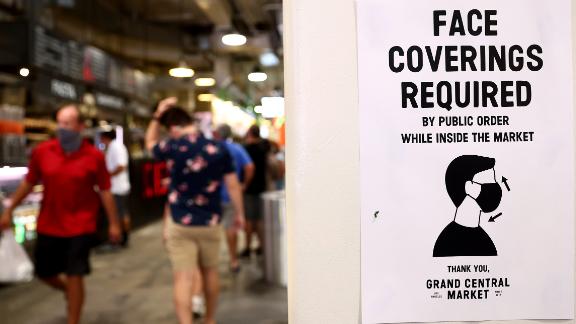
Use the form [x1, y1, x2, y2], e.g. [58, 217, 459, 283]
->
[165, 218, 222, 271]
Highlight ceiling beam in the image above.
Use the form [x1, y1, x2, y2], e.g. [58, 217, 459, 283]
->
[194, 0, 232, 28]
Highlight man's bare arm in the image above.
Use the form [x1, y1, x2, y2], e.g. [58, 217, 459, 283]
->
[109, 165, 126, 177]
[224, 173, 245, 229]
[0, 181, 34, 229]
[99, 190, 121, 243]
[145, 97, 177, 152]
[242, 163, 255, 191]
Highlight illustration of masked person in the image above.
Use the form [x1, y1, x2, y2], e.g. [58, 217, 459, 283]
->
[433, 155, 501, 257]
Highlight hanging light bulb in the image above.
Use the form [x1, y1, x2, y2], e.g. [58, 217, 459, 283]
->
[259, 51, 280, 67]
[169, 1, 194, 78]
[222, 33, 247, 46]
[169, 61, 195, 78]
[198, 94, 215, 102]
[195, 78, 216, 87]
[19, 68, 30, 77]
[248, 65, 267, 82]
[248, 72, 267, 82]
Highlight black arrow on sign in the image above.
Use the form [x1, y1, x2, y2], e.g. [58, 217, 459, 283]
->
[488, 212, 502, 223]
[501, 177, 511, 191]
[374, 211, 379, 219]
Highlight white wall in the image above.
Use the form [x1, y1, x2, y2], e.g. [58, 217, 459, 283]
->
[285, 0, 360, 322]
[284, 0, 576, 323]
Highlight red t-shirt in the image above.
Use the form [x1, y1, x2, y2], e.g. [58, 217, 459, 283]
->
[26, 139, 111, 237]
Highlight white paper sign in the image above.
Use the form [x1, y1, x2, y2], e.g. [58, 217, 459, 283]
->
[358, 1, 574, 323]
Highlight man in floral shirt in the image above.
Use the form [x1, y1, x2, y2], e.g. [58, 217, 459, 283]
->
[145, 97, 244, 324]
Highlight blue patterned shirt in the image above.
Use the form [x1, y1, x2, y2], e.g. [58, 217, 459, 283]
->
[153, 133, 235, 226]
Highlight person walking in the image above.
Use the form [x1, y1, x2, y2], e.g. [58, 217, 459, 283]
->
[100, 129, 131, 247]
[146, 98, 244, 324]
[241, 125, 270, 257]
[0, 104, 121, 324]
[214, 124, 254, 272]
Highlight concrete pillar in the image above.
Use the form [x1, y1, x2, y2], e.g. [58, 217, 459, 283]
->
[284, 0, 360, 322]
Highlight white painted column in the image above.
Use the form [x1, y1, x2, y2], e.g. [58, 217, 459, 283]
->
[284, 0, 360, 322]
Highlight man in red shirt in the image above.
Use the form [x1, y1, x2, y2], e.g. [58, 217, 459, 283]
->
[0, 104, 121, 324]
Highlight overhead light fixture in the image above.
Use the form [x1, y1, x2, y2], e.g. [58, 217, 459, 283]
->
[260, 52, 280, 67]
[222, 33, 247, 46]
[19, 68, 30, 77]
[170, 1, 194, 78]
[195, 77, 216, 87]
[248, 72, 267, 82]
[260, 97, 285, 118]
[198, 93, 215, 102]
[169, 61, 194, 78]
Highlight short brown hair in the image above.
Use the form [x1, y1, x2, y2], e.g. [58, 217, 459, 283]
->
[158, 106, 194, 128]
[247, 124, 260, 138]
[53, 103, 85, 124]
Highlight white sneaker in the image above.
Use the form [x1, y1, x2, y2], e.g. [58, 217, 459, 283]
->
[192, 295, 205, 318]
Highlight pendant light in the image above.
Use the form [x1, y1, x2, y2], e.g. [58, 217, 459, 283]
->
[248, 66, 267, 82]
[169, 61, 195, 78]
[195, 77, 216, 87]
[222, 32, 247, 46]
[169, 0, 194, 78]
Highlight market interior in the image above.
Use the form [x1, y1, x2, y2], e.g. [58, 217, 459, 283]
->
[0, 0, 286, 323]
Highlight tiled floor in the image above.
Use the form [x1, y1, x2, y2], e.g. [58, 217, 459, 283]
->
[0, 222, 288, 324]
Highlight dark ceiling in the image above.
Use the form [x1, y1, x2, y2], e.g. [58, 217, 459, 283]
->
[45, 0, 283, 70]
[0, 0, 284, 105]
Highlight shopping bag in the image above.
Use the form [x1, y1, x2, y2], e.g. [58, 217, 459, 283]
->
[0, 230, 33, 283]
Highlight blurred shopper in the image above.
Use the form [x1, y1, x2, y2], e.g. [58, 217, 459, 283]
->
[214, 124, 254, 272]
[241, 125, 270, 257]
[146, 97, 245, 324]
[156, 119, 206, 318]
[267, 141, 286, 190]
[0, 104, 121, 324]
[100, 129, 131, 247]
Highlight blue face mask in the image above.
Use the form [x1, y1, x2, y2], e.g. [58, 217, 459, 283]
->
[56, 128, 82, 153]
